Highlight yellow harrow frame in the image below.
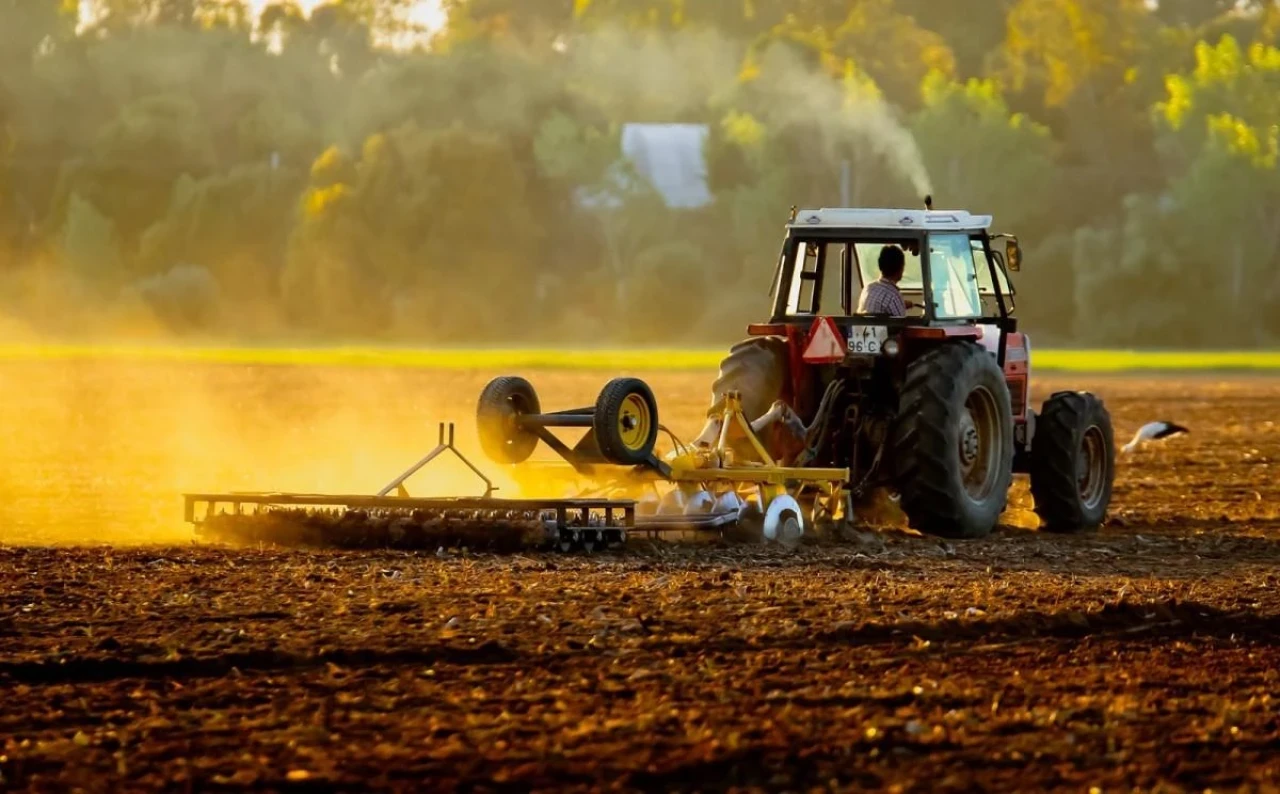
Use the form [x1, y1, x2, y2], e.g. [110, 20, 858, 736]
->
[486, 377, 850, 543]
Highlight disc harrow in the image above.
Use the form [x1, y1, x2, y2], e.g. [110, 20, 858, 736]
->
[185, 425, 634, 552]
[192, 499, 631, 552]
[185, 376, 855, 552]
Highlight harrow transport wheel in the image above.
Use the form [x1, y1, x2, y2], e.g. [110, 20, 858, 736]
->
[1029, 391, 1115, 532]
[477, 376, 542, 464]
[891, 343, 1014, 539]
[594, 378, 659, 466]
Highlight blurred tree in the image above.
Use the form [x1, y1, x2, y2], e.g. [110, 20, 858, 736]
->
[138, 162, 307, 299]
[1000, 0, 1162, 236]
[0, 0, 79, 263]
[282, 125, 543, 340]
[828, 0, 957, 109]
[85, 0, 244, 29]
[896, 0, 1014, 78]
[912, 72, 1055, 231]
[1156, 35, 1280, 168]
[1151, 0, 1236, 30]
[2, 0, 1278, 347]
[1002, 0, 1151, 109]
[1072, 35, 1280, 345]
[259, 1, 376, 76]
[53, 94, 216, 272]
[441, 0, 575, 45]
[60, 192, 123, 287]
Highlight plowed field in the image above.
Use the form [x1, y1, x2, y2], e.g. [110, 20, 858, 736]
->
[2, 363, 1279, 792]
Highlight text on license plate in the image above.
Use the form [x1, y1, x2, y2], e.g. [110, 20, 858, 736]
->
[847, 325, 889, 354]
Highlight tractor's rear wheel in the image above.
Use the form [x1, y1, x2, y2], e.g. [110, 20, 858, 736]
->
[710, 337, 789, 420]
[694, 336, 789, 448]
[891, 343, 1014, 539]
[477, 376, 542, 464]
[1029, 391, 1115, 532]
[594, 378, 660, 466]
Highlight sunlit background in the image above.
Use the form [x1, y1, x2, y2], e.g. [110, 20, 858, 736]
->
[7, 0, 1280, 351]
[78, 0, 446, 40]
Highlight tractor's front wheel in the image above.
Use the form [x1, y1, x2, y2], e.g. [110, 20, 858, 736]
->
[1029, 392, 1115, 532]
[891, 344, 1015, 539]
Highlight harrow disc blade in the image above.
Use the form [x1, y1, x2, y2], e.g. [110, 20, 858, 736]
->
[200, 507, 550, 552]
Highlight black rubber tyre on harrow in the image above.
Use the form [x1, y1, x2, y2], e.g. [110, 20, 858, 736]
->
[593, 377, 660, 466]
[477, 376, 542, 464]
[1029, 391, 1115, 532]
[891, 343, 1015, 539]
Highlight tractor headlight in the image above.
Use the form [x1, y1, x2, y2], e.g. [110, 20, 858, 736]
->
[882, 338, 901, 357]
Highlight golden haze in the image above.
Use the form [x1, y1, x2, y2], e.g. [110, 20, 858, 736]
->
[0, 359, 715, 546]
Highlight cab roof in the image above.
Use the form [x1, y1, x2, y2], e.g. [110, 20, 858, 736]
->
[788, 208, 993, 232]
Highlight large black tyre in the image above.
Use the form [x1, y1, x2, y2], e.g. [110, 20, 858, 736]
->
[693, 337, 789, 449]
[1029, 391, 1115, 532]
[477, 376, 541, 464]
[891, 344, 1015, 539]
[593, 378, 660, 466]
[708, 337, 789, 422]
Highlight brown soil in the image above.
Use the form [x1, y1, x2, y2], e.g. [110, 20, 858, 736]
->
[3, 365, 1280, 792]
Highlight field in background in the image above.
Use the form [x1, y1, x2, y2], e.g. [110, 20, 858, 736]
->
[3, 344, 1280, 372]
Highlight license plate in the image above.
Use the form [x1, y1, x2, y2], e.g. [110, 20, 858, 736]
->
[847, 325, 889, 355]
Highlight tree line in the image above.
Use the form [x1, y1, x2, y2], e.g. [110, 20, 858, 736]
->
[1, 0, 1278, 346]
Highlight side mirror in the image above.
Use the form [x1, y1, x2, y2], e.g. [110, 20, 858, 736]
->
[1005, 239, 1022, 271]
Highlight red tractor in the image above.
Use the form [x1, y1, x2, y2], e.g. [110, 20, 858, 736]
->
[692, 202, 1115, 538]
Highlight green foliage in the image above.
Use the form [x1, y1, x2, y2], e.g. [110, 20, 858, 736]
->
[1002, 0, 1151, 109]
[1071, 32, 1280, 346]
[2, 0, 1280, 346]
[913, 72, 1055, 231]
[282, 123, 542, 339]
[829, 0, 957, 110]
[61, 193, 122, 286]
[138, 162, 305, 296]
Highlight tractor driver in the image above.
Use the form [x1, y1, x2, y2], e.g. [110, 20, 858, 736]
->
[857, 245, 910, 317]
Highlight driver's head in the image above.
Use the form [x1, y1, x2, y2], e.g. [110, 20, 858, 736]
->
[879, 245, 906, 283]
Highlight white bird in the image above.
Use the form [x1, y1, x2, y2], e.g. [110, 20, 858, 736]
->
[1121, 421, 1189, 454]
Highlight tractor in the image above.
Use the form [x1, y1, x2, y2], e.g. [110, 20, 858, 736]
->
[185, 201, 1117, 550]
[684, 201, 1116, 538]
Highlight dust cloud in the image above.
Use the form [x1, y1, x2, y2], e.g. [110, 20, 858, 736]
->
[750, 40, 934, 199]
[0, 360, 606, 546]
[570, 26, 934, 198]
[0, 358, 713, 547]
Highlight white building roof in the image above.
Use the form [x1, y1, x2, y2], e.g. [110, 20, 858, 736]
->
[790, 208, 993, 231]
[620, 123, 712, 209]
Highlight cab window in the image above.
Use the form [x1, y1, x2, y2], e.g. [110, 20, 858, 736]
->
[784, 241, 850, 316]
[928, 233, 983, 320]
[971, 239, 1012, 295]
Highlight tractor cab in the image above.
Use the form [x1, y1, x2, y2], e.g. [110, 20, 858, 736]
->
[763, 204, 1023, 362]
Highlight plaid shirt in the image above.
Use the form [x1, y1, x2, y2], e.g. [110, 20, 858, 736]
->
[857, 279, 906, 316]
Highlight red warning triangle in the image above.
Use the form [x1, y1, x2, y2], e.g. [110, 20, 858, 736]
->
[802, 317, 845, 364]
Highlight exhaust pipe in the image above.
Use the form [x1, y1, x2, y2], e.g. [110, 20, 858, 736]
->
[924, 195, 933, 211]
